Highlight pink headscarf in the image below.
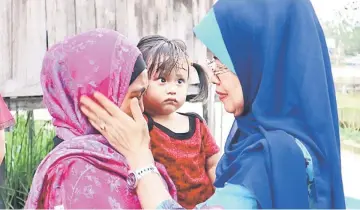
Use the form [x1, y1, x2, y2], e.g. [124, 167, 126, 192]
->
[25, 29, 176, 209]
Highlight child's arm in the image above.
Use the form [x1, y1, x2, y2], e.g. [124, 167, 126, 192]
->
[199, 117, 221, 184]
[206, 152, 221, 183]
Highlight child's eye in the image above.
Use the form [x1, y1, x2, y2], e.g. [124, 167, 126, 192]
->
[177, 79, 185, 84]
[158, 77, 166, 83]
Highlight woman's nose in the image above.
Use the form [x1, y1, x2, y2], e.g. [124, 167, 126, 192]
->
[211, 75, 221, 85]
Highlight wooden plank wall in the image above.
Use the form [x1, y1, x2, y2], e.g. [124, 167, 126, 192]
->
[0, 0, 215, 98]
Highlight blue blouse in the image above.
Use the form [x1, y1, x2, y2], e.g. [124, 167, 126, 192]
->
[157, 138, 315, 209]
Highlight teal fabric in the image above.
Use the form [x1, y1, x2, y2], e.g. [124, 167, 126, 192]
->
[196, 183, 257, 209]
[295, 139, 316, 208]
[193, 8, 235, 73]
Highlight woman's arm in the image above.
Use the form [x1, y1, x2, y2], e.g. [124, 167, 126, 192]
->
[137, 170, 182, 209]
[28, 157, 144, 209]
[131, 152, 258, 210]
[133, 156, 258, 209]
[129, 151, 184, 209]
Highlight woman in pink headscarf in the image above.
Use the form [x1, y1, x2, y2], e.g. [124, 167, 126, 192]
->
[25, 29, 176, 209]
[0, 95, 15, 164]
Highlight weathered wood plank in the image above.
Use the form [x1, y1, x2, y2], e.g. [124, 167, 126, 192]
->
[8, 0, 47, 97]
[192, 0, 210, 63]
[1, 0, 214, 98]
[75, 0, 96, 33]
[140, 0, 165, 37]
[4, 96, 44, 111]
[0, 0, 12, 95]
[95, 0, 116, 29]
[172, 1, 194, 54]
[121, 0, 140, 44]
[115, 0, 129, 38]
[46, 0, 76, 47]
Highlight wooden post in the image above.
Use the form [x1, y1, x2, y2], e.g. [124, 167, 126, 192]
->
[27, 111, 35, 174]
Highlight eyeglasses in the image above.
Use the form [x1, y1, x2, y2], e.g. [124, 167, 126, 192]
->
[206, 56, 229, 76]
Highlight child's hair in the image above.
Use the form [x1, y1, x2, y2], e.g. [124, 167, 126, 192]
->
[137, 35, 208, 102]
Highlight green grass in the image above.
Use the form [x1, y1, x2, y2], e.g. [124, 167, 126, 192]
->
[0, 113, 54, 209]
[341, 127, 360, 144]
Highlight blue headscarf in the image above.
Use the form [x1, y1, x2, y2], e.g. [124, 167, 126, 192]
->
[194, 0, 345, 208]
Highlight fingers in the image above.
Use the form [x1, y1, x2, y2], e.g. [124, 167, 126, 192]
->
[80, 96, 112, 122]
[130, 98, 145, 123]
[80, 105, 101, 125]
[82, 103, 123, 134]
[93, 92, 131, 120]
[88, 119, 104, 135]
[80, 97, 126, 139]
[89, 117, 126, 146]
[88, 119, 117, 145]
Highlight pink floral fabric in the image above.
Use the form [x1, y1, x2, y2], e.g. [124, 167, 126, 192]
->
[0, 95, 15, 130]
[25, 29, 177, 209]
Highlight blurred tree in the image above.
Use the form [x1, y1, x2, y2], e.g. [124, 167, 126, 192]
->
[322, 0, 360, 56]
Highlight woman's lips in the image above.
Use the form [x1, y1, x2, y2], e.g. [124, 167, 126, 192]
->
[216, 91, 228, 100]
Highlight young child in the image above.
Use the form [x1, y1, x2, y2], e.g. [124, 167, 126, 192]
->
[0, 95, 15, 164]
[137, 35, 220, 209]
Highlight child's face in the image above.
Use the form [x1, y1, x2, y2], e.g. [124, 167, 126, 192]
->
[143, 60, 189, 115]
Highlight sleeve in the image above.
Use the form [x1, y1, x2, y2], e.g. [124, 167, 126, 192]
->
[156, 184, 258, 209]
[0, 96, 15, 130]
[36, 158, 139, 209]
[200, 120, 220, 158]
[36, 158, 177, 209]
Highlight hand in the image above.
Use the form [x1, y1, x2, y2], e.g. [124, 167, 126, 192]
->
[80, 92, 153, 168]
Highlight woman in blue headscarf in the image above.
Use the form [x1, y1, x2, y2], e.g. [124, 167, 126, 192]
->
[80, 0, 346, 208]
